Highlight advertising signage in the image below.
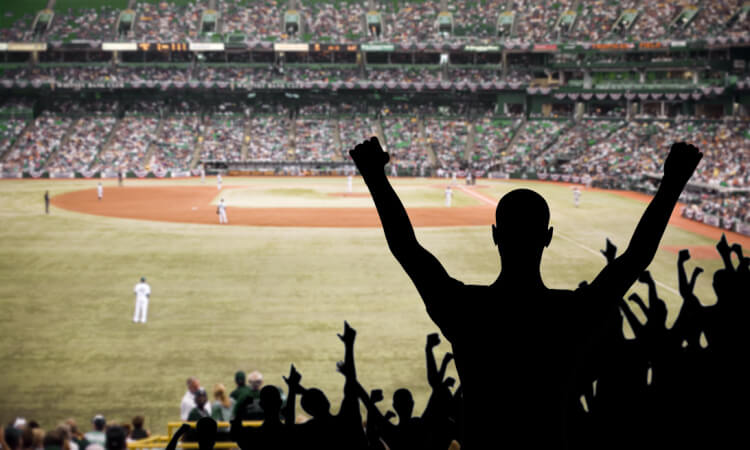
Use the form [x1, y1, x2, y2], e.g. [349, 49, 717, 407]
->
[464, 45, 500, 52]
[360, 43, 394, 52]
[273, 43, 309, 52]
[591, 42, 635, 50]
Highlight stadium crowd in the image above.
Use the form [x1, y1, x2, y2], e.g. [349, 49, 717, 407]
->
[4, 237, 748, 448]
[1, 0, 747, 43]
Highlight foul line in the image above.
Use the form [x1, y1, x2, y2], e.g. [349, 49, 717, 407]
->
[456, 185, 680, 295]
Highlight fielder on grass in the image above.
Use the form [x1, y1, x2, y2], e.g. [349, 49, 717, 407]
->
[133, 277, 151, 324]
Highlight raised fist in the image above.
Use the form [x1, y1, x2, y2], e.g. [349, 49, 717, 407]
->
[283, 364, 301, 387]
[349, 137, 390, 177]
[426, 332, 440, 348]
[337, 320, 357, 345]
[663, 142, 702, 187]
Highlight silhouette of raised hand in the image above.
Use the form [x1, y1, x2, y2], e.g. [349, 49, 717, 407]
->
[350, 137, 389, 177]
[678, 250, 704, 300]
[283, 364, 302, 390]
[673, 249, 706, 348]
[662, 142, 703, 188]
[716, 234, 734, 271]
[370, 389, 384, 404]
[601, 238, 617, 264]
[426, 332, 441, 349]
[337, 320, 357, 345]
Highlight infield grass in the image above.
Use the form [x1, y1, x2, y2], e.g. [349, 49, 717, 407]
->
[0, 177, 731, 434]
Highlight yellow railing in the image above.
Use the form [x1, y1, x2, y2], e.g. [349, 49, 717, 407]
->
[127, 421, 263, 450]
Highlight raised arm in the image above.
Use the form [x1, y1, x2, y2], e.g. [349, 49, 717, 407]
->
[350, 138, 458, 324]
[590, 142, 702, 298]
[282, 364, 302, 427]
[426, 333, 453, 389]
[166, 424, 191, 450]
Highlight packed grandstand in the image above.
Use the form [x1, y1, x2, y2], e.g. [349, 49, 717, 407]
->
[0, 0, 748, 236]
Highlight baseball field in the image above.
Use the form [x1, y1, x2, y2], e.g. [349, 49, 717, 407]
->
[0, 176, 744, 433]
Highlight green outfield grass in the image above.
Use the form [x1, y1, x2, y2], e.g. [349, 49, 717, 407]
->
[0, 177, 730, 434]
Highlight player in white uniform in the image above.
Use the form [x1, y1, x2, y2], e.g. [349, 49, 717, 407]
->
[217, 198, 228, 224]
[217, 173, 222, 190]
[200, 165, 205, 184]
[133, 277, 151, 323]
[97, 182, 103, 200]
[445, 185, 453, 207]
[573, 186, 581, 208]
[347, 174, 353, 193]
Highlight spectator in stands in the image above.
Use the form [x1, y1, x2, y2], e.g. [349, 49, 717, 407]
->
[181, 377, 202, 420]
[247, 371, 264, 399]
[229, 371, 251, 402]
[188, 388, 212, 421]
[211, 384, 234, 422]
[83, 416, 106, 447]
[128, 417, 149, 441]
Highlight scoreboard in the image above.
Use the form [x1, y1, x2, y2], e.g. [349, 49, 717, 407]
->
[311, 44, 358, 52]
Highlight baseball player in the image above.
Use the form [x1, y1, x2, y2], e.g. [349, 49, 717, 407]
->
[445, 185, 453, 207]
[217, 173, 223, 190]
[44, 190, 50, 214]
[347, 173, 353, 193]
[217, 198, 228, 224]
[573, 186, 581, 208]
[391, 163, 398, 177]
[133, 276, 151, 323]
[97, 182, 103, 200]
[200, 165, 205, 184]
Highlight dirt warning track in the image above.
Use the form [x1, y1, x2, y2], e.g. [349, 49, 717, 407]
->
[51, 186, 494, 228]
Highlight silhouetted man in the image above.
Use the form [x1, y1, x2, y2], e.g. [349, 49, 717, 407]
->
[350, 137, 702, 448]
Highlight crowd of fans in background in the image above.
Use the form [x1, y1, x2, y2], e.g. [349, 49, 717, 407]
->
[0, 0, 747, 43]
[0, 66, 523, 87]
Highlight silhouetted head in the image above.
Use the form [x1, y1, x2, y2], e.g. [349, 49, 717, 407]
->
[300, 388, 330, 418]
[492, 189, 553, 265]
[259, 385, 282, 416]
[140, 276, 146, 283]
[104, 426, 127, 450]
[195, 417, 217, 450]
[393, 388, 414, 420]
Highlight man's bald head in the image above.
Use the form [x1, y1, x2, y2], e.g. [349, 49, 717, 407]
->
[248, 371, 263, 391]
